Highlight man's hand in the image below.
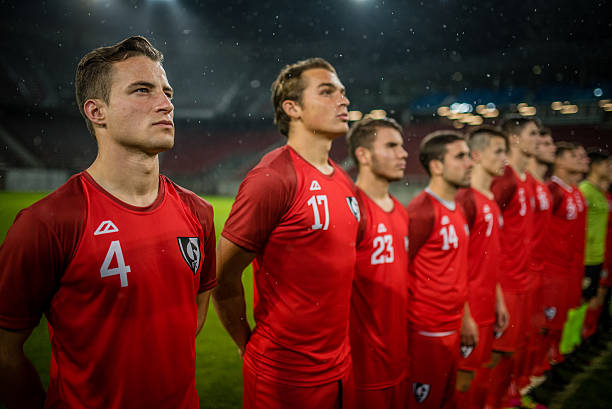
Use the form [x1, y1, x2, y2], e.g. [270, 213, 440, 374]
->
[460, 303, 479, 347]
[494, 284, 509, 335]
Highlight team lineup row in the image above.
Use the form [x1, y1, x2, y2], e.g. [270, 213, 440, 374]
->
[0, 35, 610, 409]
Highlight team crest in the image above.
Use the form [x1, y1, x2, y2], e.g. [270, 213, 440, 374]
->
[177, 237, 201, 275]
[413, 382, 431, 403]
[346, 197, 361, 222]
[460, 345, 474, 358]
[544, 306, 557, 321]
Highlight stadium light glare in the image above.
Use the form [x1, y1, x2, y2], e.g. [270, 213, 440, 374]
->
[602, 103, 612, 111]
[486, 102, 496, 110]
[475, 105, 486, 114]
[551, 101, 563, 110]
[453, 120, 465, 129]
[519, 106, 537, 116]
[482, 108, 499, 118]
[594, 88, 604, 97]
[348, 111, 363, 121]
[369, 109, 387, 119]
[459, 114, 476, 124]
[560, 105, 578, 114]
[599, 99, 611, 107]
[517, 102, 528, 109]
[437, 106, 451, 116]
[468, 116, 484, 126]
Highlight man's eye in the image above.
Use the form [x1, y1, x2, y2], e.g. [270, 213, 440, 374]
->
[136, 88, 149, 93]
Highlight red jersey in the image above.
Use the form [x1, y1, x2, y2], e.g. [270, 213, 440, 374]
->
[526, 173, 553, 278]
[571, 187, 587, 306]
[456, 187, 503, 326]
[406, 189, 469, 333]
[543, 176, 578, 269]
[222, 145, 360, 386]
[349, 190, 409, 389]
[0, 172, 216, 409]
[491, 165, 535, 293]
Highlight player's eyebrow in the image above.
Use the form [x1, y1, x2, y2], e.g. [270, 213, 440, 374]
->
[128, 81, 174, 94]
[318, 82, 346, 93]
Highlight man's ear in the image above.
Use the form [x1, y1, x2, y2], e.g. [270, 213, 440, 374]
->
[83, 99, 107, 128]
[355, 146, 371, 168]
[282, 99, 301, 120]
[429, 159, 444, 176]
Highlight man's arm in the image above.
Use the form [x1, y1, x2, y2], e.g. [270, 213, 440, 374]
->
[460, 302, 479, 347]
[494, 284, 509, 334]
[0, 327, 45, 409]
[212, 236, 256, 357]
[196, 290, 213, 336]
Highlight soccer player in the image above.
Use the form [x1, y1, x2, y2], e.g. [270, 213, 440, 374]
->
[454, 126, 509, 409]
[0, 36, 217, 409]
[579, 150, 609, 342]
[485, 117, 539, 409]
[523, 128, 555, 385]
[405, 131, 473, 409]
[212, 58, 359, 409]
[346, 117, 409, 409]
[535, 143, 582, 395]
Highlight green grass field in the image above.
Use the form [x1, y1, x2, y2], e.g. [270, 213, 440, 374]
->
[0, 192, 253, 409]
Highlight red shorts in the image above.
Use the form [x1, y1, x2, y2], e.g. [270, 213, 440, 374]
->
[458, 323, 494, 372]
[540, 264, 571, 330]
[407, 329, 459, 409]
[491, 291, 529, 352]
[355, 378, 407, 409]
[243, 360, 355, 409]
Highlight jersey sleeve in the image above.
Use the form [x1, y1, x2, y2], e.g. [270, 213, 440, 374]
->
[222, 162, 297, 254]
[456, 189, 476, 229]
[491, 168, 517, 210]
[406, 193, 435, 261]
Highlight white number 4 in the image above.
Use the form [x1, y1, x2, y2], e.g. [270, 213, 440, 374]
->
[100, 240, 131, 287]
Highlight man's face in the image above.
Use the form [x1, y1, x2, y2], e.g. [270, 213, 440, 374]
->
[441, 140, 473, 188]
[574, 146, 590, 174]
[555, 149, 578, 173]
[103, 55, 174, 155]
[516, 121, 539, 157]
[295, 68, 349, 138]
[535, 134, 556, 165]
[478, 136, 507, 177]
[367, 127, 407, 182]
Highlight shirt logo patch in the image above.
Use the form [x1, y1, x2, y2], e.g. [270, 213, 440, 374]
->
[346, 197, 361, 222]
[177, 237, 201, 275]
[377, 223, 387, 233]
[413, 382, 431, 403]
[544, 306, 557, 321]
[441, 215, 450, 225]
[309, 180, 321, 191]
[483, 204, 490, 213]
[460, 345, 474, 358]
[94, 220, 119, 236]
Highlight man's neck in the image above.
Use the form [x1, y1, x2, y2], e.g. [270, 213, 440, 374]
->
[552, 169, 575, 187]
[87, 143, 161, 207]
[470, 165, 494, 199]
[287, 128, 336, 175]
[428, 176, 457, 203]
[509, 148, 529, 180]
[356, 171, 393, 212]
[527, 157, 549, 182]
[586, 174, 605, 191]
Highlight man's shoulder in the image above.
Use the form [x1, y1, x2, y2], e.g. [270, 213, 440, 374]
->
[164, 176, 213, 215]
[21, 173, 86, 227]
[406, 190, 434, 217]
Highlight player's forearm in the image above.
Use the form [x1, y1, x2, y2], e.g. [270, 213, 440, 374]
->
[212, 288, 251, 353]
[0, 352, 46, 409]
